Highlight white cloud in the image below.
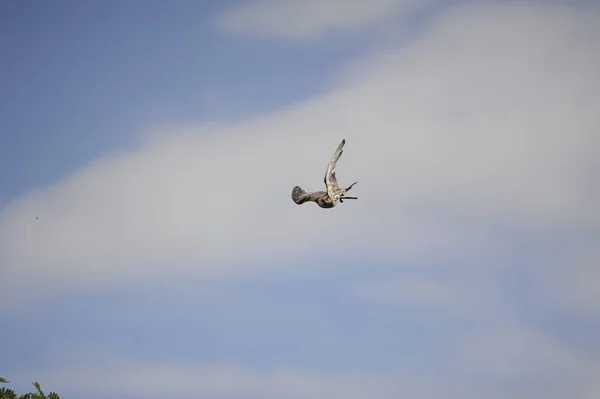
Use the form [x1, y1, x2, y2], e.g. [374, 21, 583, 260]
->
[453, 321, 594, 398]
[582, 371, 600, 399]
[16, 361, 510, 399]
[356, 271, 600, 398]
[355, 274, 512, 320]
[31, 364, 399, 399]
[214, 0, 433, 40]
[1, 1, 599, 309]
[529, 244, 600, 317]
[18, 330, 599, 399]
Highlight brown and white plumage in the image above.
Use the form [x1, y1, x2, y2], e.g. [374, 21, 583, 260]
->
[291, 139, 358, 209]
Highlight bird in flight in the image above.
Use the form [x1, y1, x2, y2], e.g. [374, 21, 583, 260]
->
[291, 139, 358, 209]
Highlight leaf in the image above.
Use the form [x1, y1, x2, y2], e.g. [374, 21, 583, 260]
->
[0, 387, 18, 399]
[31, 383, 45, 399]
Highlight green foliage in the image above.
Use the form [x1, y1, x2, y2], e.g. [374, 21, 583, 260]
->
[0, 378, 60, 399]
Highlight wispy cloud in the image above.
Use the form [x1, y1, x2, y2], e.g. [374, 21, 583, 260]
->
[454, 322, 587, 386]
[12, 360, 528, 399]
[529, 243, 600, 318]
[354, 269, 599, 398]
[20, 331, 599, 399]
[27, 363, 404, 399]
[214, 0, 435, 40]
[355, 273, 510, 319]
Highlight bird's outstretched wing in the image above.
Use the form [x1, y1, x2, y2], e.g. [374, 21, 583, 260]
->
[291, 186, 327, 205]
[324, 139, 346, 201]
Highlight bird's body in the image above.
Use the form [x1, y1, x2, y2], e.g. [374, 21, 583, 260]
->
[292, 187, 336, 208]
[291, 139, 358, 209]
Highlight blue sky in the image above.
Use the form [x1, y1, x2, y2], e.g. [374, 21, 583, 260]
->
[1, 1, 600, 398]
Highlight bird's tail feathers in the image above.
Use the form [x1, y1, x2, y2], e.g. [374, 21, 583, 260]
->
[292, 186, 308, 204]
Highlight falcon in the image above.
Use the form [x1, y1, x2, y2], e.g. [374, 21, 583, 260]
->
[291, 139, 358, 208]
